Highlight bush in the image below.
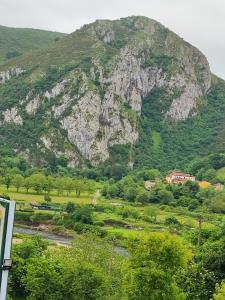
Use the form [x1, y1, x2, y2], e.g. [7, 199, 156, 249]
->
[93, 221, 105, 227]
[188, 199, 199, 211]
[120, 207, 139, 219]
[71, 206, 93, 224]
[136, 191, 150, 204]
[30, 212, 53, 223]
[164, 216, 181, 226]
[15, 211, 34, 222]
[65, 202, 76, 213]
[73, 223, 107, 237]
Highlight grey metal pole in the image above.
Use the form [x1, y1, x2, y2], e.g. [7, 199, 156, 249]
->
[0, 201, 16, 300]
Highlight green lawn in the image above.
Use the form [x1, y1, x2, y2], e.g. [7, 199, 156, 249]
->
[0, 186, 94, 206]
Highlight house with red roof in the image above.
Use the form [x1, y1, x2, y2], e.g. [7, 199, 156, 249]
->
[166, 171, 195, 184]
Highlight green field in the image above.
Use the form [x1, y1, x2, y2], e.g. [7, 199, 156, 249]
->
[2, 184, 221, 242]
[0, 185, 94, 205]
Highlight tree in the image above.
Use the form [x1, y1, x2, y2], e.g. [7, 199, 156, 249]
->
[200, 237, 225, 280]
[210, 153, 225, 170]
[29, 173, 46, 194]
[188, 157, 209, 176]
[86, 180, 97, 195]
[136, 190, 150, 204]
[137, 169, 161, 180]
[9, 235, 124, 300]
[64, 177, 74, 195]
[74, 179, 85, 197]
[12, 174, 24, 192]
[111, 163, 127, 180]
[9, 237, 48, 299]
[57, 155, 68, 168]
[43, 176, 54, 194]
[123, 187, 137, 202]
[206, 193, 225, 213]
[177, 196, 193, 207]
[24, 177, 32, 193]
[188, 199, 199, 211]
[157, 189, 174, 204]
[149, 185, 174, 204]
[183, 181, 199, 197]
[164, 216, 181, 227]
[55, 177, 65, 195]
[202, 169, 217, 182]
[71, 206, 93, 224]
[106, 184, 120, 198]
[176, 263, 216, 300]
[120, 207, 139, 220]
[125, 233, 191, 300]
[4, 173, 12, 190]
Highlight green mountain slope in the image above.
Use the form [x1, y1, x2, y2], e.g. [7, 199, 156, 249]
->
[0, 25, 66, 65]
[0, 16, 224, 171]
[135, 76, 225, 171]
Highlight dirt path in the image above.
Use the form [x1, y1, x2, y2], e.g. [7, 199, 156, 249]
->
[91, 189, 101, 205]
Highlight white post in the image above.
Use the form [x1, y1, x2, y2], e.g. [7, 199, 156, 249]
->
[0, 201, 16, 300]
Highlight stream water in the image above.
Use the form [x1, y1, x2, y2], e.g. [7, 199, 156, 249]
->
[14, 226, 128, 256]
[14, 226, 73, 245]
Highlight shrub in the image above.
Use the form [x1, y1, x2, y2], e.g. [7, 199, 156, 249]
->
[103, 218, 127, 227]
[15, 211, 34, 222]
[73, 223, 106, 237]
[188, 199, 199, 211]
[120, 207, 139, 219]
[65, 202, 76, 213]
[164, 216, 181, 226]
[30, 212, 53, 223]
[93, 221, 105, 227]
[136, 191, 150, 204]
[71, 206, 93, 224]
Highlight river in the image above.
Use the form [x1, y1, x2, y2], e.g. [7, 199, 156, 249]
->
[13, 226, 128, 256]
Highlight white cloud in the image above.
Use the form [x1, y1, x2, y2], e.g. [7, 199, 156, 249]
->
[0, 0, 224, 78]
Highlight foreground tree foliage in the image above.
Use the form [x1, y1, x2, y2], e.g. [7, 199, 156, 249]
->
[176, 263, 216, 300]
[9, 235, 124, 300]
[213, 282, 225, 300]
[124, 233, 191, 300]
[9, 229, 225, 300]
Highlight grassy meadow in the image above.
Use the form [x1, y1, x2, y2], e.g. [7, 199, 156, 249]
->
[4, 181, 221, 242]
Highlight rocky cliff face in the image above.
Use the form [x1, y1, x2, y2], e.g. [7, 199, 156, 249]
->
[0, 16, 212, 167]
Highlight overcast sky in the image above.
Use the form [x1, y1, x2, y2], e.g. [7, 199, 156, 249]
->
[0, 0, 224, 78]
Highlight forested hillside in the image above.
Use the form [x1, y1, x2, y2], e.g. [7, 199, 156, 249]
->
[0, 16, 225, 173]
[0, 25, 65, 65]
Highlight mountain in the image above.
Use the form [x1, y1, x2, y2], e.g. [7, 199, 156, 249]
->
[0, 16, 225, 171]
[0, 25, 66, 65]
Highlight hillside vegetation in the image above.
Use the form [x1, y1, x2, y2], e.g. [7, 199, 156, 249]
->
[0, 16, 221, 172]
[0, 25, 66, 65]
